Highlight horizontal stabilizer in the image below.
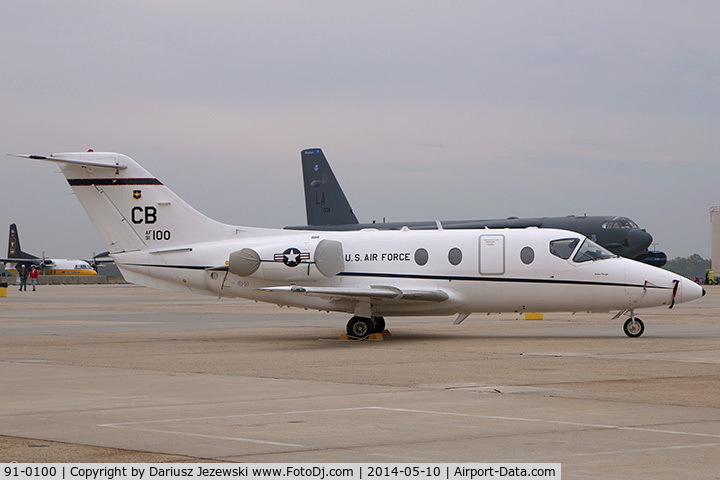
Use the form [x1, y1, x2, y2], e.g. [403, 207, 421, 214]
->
[10, 153, 127, 170]
[258, 285, 448, 302]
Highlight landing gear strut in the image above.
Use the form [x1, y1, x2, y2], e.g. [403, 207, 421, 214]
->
[346, 316, 386, 339]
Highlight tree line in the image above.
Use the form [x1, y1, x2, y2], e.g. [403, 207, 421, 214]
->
[663, 254, 711, 281]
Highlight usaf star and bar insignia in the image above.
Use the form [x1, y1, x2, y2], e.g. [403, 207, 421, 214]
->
[274, 247, 310, 267]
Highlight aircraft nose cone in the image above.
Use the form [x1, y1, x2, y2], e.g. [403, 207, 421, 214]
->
[627, 229, 653, 252]
[679, 278, 705, 304]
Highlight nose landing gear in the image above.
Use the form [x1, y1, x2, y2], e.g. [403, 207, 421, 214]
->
[622, 309, 645, 338]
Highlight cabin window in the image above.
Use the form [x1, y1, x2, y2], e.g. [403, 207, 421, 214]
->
[549, 238, 579, 260]
[414, 248, 429, 266]
[520, 246, 535, 265]
[572, 239, 615, 263]
[448, 247, 462, 266]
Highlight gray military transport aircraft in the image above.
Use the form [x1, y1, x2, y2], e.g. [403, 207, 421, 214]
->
[286, 149, 667, 267]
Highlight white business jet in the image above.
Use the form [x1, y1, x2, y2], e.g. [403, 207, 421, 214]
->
[9, 151, 705, 338]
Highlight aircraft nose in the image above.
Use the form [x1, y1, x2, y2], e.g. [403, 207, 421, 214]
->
[679, 277, 705, 303]
[626, 229, 653, 251]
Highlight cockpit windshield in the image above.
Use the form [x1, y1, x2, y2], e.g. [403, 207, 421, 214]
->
[550, 237, 615, 262]
[572, 239, 616, 263]
[601, 216, 639, 230]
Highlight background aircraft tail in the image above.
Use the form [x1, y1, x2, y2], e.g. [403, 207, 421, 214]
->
[14, 152, 242, 254]
[7, 223, 39, 260]
[301, 149, 359, 226]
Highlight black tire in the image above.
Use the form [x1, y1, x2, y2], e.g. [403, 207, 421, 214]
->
[372, 316, 386, 334]
[623, 317, 645, 338]
[347, 316, 373, 338]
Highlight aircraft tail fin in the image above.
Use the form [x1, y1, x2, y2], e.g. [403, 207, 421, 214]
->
[301, 149, 359, 226]
[7, 223, 38, 260]
[11, 152, 242, 254]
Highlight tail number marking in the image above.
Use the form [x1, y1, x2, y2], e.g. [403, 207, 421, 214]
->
[146, 230, 171, 241]
[131, 206, 157, 224]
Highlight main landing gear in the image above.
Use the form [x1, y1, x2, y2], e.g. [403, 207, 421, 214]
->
[346, 316, 386, 339]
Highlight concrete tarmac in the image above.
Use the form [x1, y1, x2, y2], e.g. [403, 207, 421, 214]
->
[1, 284, 719, 478]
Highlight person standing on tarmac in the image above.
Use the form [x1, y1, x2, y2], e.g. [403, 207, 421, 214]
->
[17, 264, 29, 291]
[29, 266, 39, 291]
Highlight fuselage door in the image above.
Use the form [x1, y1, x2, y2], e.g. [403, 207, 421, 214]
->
[479, 234, 505, 275]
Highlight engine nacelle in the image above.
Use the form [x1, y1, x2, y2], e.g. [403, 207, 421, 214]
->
[228, 239, 344, 282]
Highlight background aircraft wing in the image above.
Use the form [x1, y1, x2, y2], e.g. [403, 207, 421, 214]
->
[0, 258, 38, 264]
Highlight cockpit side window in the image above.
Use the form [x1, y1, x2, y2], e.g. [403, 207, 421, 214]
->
[549, 238, 579, 260]
[573, 239, 615, 263]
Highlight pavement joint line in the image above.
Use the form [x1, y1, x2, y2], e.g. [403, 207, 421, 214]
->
[101, 405, 720, 441]
[103, 425, 312, 449]
[98, 407, 377, 427]
[373, 407, 720, 439]
[564, 441, 720, 458]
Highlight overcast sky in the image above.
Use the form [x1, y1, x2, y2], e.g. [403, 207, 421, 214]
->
[2, 1, 718, 260]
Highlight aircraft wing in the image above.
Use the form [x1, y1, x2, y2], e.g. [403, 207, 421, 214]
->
[257, 285, 449, 302]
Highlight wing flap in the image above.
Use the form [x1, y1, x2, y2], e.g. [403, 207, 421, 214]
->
[257, 285, 448, 302]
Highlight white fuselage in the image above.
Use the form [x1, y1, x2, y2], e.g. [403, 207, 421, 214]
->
[113, 227, 699, 317]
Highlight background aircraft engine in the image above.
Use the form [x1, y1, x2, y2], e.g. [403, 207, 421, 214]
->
[227, 239, 344, 282]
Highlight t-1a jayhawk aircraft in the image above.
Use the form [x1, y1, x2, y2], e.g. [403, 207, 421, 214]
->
[9, 151, 704, 338]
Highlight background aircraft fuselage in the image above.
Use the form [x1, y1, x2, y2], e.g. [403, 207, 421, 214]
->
[286, 149, 666, 266]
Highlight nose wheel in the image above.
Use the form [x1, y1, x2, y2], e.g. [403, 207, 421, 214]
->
[623, 317, 645, 337]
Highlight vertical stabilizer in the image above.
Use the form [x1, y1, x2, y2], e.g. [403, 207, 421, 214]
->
[7, 224, 38, 260]
[13, 152, 242, 254]
[301, 149, 359, 226]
